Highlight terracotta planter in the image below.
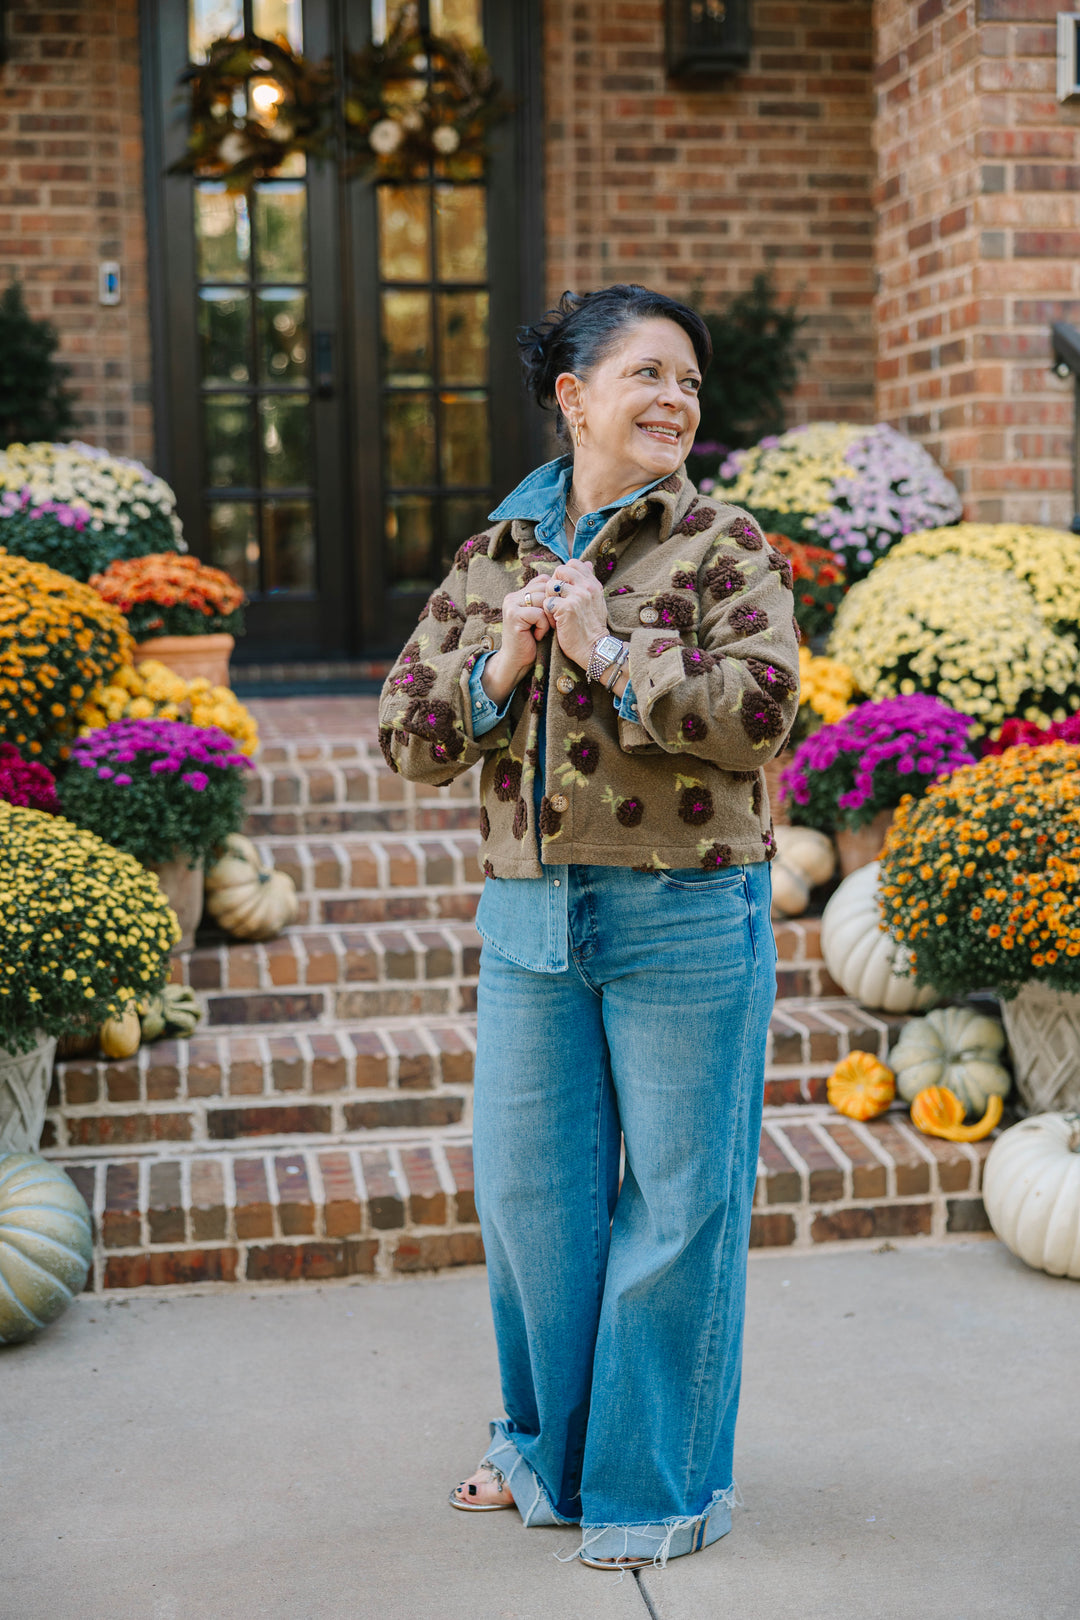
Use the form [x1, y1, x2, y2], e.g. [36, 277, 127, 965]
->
[1000, 983, 1080, 1114]
[133, 632, 234, 688]
[762, 752, 790, 827]
[0, 1033, 58, 1153]
[834, 809, 894, 877]
[149, 856, 205, 954]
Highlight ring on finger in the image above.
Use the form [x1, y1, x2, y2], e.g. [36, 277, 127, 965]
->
[544, 596, 560, 614]
[523, 592, 533, 608]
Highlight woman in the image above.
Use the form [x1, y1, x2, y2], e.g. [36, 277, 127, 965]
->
[378, 283, 800, 1570]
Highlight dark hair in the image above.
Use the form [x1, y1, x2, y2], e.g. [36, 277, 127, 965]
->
[517, 284, 712, 443]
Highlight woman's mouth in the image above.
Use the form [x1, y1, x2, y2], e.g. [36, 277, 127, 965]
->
[638, 422, 682, 445]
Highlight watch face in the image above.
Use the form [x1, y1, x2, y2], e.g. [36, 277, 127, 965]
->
[597, 635, 623, 661]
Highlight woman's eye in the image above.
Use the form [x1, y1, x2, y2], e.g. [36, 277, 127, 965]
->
[683, 378, 700, 392]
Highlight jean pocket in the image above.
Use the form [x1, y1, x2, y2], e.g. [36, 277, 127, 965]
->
[654, 865, 745, 893]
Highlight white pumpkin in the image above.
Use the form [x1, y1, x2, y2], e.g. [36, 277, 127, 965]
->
[770, 826, 836, 919]
[820, 861, 938, 1013]
[892, 1007, 1011, 1116]
[982, 1113, 1080, 1279]
[204, 834, 299, 942]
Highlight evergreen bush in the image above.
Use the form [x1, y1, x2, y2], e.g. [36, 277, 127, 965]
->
[0, 282, 76, 448]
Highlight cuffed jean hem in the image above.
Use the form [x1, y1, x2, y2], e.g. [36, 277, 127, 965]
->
[483, 1422, 581, 1527]
[558, 1483, 742, 1568]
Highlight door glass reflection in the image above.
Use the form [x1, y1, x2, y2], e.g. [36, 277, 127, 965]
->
[207, 500, 258, 590]
[196, 186, 250, 282]
[439, 392, 490, 486]
[385, 393, 436, 486]
[199, 289, 251, 386]
[204, 396, 254, 488]
[253, 183, 307, 283]
[386, 494, 435, 587]
[377, 187, 431, 282]
[252, 0, 302, 48]
[263, 499, 315, 592]
[259, 396, 311, 487]
[257, 289, 309, 384]
[437, 290, 488, 386]
[189, 0, 242, 61]
[382, 290, 433, 386]
[435, 186, 486, 281]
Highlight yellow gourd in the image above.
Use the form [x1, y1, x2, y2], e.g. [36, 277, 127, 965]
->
[910, 1085, 1003, 1142]
[98, 1004, 141, 1060]
[827, 1051, 896, 1121]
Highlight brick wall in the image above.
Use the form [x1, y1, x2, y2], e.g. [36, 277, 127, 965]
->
[0, 0, 152, 461]
[875, 0, 1080, 524]
[541, 0, 877, 427]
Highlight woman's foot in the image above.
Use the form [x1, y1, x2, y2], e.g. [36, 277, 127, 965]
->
[448, 1459, 516, 1512]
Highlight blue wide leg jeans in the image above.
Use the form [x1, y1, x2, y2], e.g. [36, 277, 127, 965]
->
[471, 860, 776, 1566]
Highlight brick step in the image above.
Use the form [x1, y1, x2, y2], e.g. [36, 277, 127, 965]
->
[245, 829, 483, 927]
[45, 998, 906, 1151]
[49, 1105, 995, 1293]
[243, 739, 481, 839]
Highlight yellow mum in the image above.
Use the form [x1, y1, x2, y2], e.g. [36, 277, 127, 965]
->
[77, 659, 259, 754]
[888, 523, 1080, 629]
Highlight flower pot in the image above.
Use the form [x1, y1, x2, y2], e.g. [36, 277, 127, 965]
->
[1000, 983, 1080, 1114]
[133, 633, 234, 688]
[834, 810, 894, 878]
[0, 1033, 58, 1153]
[762, 752, 790, 827]
[149, 856, 205, 954]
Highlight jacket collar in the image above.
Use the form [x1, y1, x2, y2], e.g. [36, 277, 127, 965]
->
[486, 459, 696, 560]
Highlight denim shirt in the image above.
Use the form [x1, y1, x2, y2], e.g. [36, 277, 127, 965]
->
[471, 456, 665, 973]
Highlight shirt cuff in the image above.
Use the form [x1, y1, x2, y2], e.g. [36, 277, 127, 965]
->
[468, 650, 512, 736]
[616, 675, 640, 725]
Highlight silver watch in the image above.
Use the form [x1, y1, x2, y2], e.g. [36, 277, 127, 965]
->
[587, 634, 625, 683]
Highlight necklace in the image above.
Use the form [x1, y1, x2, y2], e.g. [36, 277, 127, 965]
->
[565, 487, 584, 527]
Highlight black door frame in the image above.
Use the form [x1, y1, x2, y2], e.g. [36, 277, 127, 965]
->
[140, 0, 546, 663]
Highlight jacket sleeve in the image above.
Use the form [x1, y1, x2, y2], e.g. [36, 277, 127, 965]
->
[616, 511, 801, 773]
[377, 540, 516, 785]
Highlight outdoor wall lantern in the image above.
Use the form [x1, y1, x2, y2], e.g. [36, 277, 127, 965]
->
[665, 0, 752, 81]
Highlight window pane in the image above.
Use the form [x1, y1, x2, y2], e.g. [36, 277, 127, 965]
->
[204, 396, 254, 488]
[437, 290, 488, 386]
[435, 186, 486, 281]
[199, 289, 251, 386]
[253, 182, 307, 282]
[207, 501, 258, 591]
[263, 499, 315, 592]
[431, 0, 483, 45]
[385, 393, 435, 486]
[382, 290, 432, 386]
[259, 396, 311, 487]
[439, 392, 490, 485]
[189, 0, 242, 61]
[257, 289, 309, 383]
[196, 186, 250, 283]
[386, 495, 435, 587]
[378, 186, 431, 282]
[252, 0, 302, 49]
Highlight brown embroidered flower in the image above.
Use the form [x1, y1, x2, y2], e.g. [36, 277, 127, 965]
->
[378, 725, 398, 772]
[762, 823, 778, 860]
[615, 796, 645, 827]
[539, 795, 564, 836]
[526, 745, 540, 768]
[676, 504, 716, 536]
[652, 593, 696, 630]
[658, 472, 683, 493]
[678, 784, 715, 826]
[479, 805, 490, 840]
[740, 689, 785, 744]
[400, 639, 422, 661]
[428, 593, 463, 623]
[392, 661, 437, 698]
[512, 797, 529, 840]
[681, 645, 714, 677]
[767, 548, 794, 591]
[792, 613, 802, 644]
[454, 533, 490, 569]
[729, 517, 763, 551]
[700, 841, 732, 870]
[528, 682, 544, 712]
[493, 757, 522, 801]
[483, 859, 497, 878]
[752, 777, 763, 815]
[746, 656, 797, 697]
[597, 552, 618, 579]
[440, 624, 462, 653]
[560, 681, 594, 720]
[729, 603, 769, 637]
[729, 770, 757, 783]
[430, 733, 464, 763]
[648, 636, 682, 658]
[671, 569, 697, 591]
[681, 713, 708, 742]
[403, 696, 456, 744]
[703, 559, 745, 601]
[568, 735, 600, 775]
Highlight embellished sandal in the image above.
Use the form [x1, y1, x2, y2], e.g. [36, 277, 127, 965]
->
[448, 1459, 515, 1512]
[578, 1554, 653, 1571]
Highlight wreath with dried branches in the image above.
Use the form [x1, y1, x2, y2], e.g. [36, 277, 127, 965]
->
[169, 33, 334, 191]
[343, 14, 512, 180]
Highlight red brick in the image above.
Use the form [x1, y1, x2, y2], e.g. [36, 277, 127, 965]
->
[750, 1212, 796, 1248]
[102, 1161, 140, 1248]
[233, 1158, 273, 1240]
[359, 1150, 404, 1229]
[811, 1202, 932, 1242]
[148, 1162, 184, 1245]
[757, 1129, 802, 1205]
[245, 1240, 377, 1280]
[400, 1146, 447, 1225]
[189, 1158, 226, 1241]
[444, 1143, 477, 1223]
[274, 1154, 315, 1236]
[391, 1232, 485, 1272]
[319, 1151, 364, 1237]
[777, 1125, 844, 1202]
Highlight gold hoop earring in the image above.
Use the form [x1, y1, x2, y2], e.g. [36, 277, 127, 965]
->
[574, 419, 583, 449]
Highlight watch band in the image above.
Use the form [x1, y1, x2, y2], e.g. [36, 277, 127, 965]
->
[587, 634, 625, 683]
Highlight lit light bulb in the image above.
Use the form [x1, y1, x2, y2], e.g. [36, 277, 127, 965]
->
[251, 80, 283, 114]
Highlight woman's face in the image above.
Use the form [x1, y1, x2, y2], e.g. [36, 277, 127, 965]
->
[556, 316, 703, 487]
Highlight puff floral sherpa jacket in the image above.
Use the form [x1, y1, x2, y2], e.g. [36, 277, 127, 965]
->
[378, 470, 801, 878]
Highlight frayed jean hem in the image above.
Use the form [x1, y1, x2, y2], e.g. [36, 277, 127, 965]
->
[483, 1422, 581, 1528]
[556, 1482, 742, 1568]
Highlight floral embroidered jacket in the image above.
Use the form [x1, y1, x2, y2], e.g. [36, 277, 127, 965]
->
[378, 469, 801, 877]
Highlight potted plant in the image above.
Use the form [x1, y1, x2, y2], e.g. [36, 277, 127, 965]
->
[0, 742, 59, 812]
[58, 717, 254, 951]
[0, 801, 177, 1151]
[781, 693, 977, 874]
[0, 440, 183, 581]
[78, 659, 259, 756]
[0, 551, 132, 764]
[879, 740, 1080, 1112]
[766, 533, 849, 641]
[89, 552, 246, 687]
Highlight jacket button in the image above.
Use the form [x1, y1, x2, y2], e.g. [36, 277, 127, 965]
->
[479, 634, 494, 651]
[556, 674, 576, 695]
[630, 500, 648, 520]
[549, 793, 569, 813]
[639, 606, 659, 625]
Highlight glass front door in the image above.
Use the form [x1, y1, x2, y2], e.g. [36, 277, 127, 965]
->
[143, 0, 542, 661]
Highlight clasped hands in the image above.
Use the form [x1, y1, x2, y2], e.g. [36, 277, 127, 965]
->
[479, 559, 613, 708]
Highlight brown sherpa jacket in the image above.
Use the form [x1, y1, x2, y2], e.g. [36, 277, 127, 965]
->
[377, 469, 801, 877]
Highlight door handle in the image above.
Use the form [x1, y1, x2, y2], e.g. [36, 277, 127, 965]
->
[315, 330, 334, 399]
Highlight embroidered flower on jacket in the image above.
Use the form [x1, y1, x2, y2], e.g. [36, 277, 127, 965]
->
[454, 533, 490, 569]
[483, 858, 497, 878]
[752, 777, 763, 815]
[676, 505, 716, 536]
[658, 472, 683, 493]
[431, 733, 464, 763]
[729, 518, 763, 551]
[392, 662, 436, 698]
[528, 681, 544, 712]
[403, 696, 456, 743]
[671, 569, 697, 591]
[440, 625, 462, 653]
[512, 797, 529, 840]
[746, 656, 797, 697]
[649, 592, 697, 631]
[740, 688, 785, 744]
[567, 735, 600, 776]
[597, 552, 618, 579]
[493, 756, 522, 801]
[703, 559, 745, 601]
[699, 840, 733, 870]
[767, 548, 795, 590]
[560, 680, 593, 720]
[378, 725, 398, 773]
[762, 823, 778, 859]
[539, 794, 564, 837]
[616, 796, 645, 826]
[678, 782, 715, 826]
[428, 593, 463, 622]
[478, 805, 490, 840]
[681, 713, 708, 741]
[648, 636, 681, 658]
[730, 603, 769, 636]
[681, 645, 714, 677]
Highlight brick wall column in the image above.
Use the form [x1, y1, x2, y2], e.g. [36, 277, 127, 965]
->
[875, 0, 1080, 524]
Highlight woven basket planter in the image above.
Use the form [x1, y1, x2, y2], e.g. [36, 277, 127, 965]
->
[0, 1035, 58, 1154]
[150, 856, 205, 955]
[1000, 983, 1080, 1114]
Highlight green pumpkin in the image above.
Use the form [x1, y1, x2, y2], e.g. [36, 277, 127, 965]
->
[891, 1007, 1011, 1118]
[0, 1154, 93, 1344]
[140, 984, 202, 1043]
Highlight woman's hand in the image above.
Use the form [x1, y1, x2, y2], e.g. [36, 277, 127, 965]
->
[544, 559, 610, 671]
[480, 575, 555, 706]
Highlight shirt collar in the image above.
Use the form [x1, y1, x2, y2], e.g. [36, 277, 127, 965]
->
[488, 454, 669, 533]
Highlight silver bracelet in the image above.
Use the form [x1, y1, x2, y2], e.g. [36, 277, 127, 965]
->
[602, 643, 629, 690]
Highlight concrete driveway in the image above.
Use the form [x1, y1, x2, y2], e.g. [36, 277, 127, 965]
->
[1, 1240, 1076, 1620]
